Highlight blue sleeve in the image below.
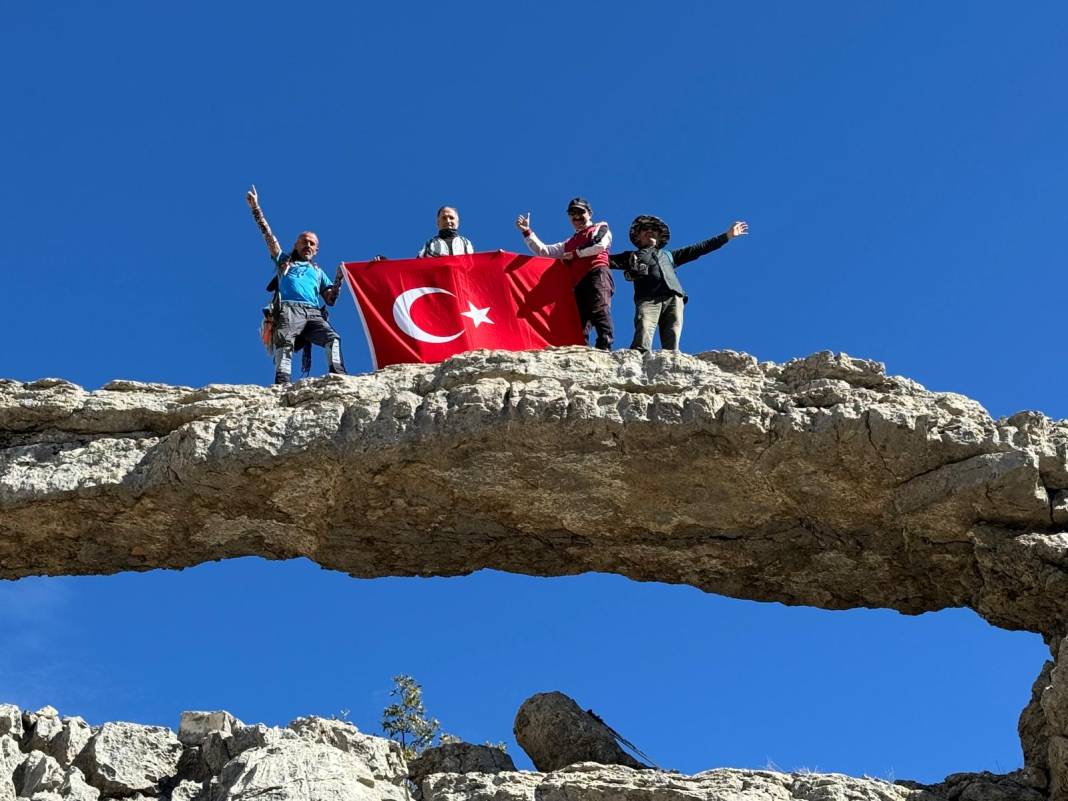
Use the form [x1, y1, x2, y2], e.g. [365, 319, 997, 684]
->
[319, 268, 332, 292]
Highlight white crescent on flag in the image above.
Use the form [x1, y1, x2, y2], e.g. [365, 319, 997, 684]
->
[392, 287, 463, 344]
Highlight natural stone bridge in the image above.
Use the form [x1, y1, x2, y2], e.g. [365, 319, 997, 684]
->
[3, 348, 1068, 797]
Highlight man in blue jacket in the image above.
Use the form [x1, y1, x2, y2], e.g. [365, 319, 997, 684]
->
[610, 215, 748, 352]
[246, 186, 346, 384]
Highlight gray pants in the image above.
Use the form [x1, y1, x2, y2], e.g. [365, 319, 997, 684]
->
[631, 295, 684, 352]
[273, 303, 345, 384]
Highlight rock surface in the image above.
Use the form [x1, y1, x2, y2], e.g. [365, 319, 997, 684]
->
[513, 692, 646, 772]
[4, 348, 1068, 640]
[206, 740, 379, 801]
[74, 722, 182, 796]
[421, 763, 922, 801]
[8, 349, 1068, 795]
[408, 742, 515, 786]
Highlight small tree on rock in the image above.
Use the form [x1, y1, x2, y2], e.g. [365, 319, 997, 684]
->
[381, 674, 441, 758]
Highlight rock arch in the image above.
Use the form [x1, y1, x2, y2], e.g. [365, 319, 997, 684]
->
[2, 348, 1068, 794]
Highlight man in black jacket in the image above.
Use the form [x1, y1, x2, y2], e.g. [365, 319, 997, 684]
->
[609, 215, 748, 352]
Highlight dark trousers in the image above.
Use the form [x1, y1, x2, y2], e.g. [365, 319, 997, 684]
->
[574, 267, 614, 350]
[273, 303, 345, 384]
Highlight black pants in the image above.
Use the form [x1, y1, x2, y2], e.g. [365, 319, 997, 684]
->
[574, 267, 614, 350]
[273, 303, 345, 384]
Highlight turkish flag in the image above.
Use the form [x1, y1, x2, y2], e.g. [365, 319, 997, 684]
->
[341, 251, 584, 368]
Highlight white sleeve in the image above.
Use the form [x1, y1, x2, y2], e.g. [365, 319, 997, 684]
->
[523, 231, 566, 258]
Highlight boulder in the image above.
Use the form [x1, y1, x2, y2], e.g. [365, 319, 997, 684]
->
[207, 740, 379, 801]
[15, 752, 65, 797]
[0, 707, 21, 741]
[45, 718, 92, 769]
[74, 722, 181, 796]
[178, 712, 243, 748]
[54, 767, 100, 801]
[287, 717, 406, 786]
[170, 779, 204, 801]
[513, 693, 646, 772]
[408, 742, 514, 787]
[0, 736, 23, 801]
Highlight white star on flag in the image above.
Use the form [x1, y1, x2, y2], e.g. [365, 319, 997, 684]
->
[461, 301, 494, 328]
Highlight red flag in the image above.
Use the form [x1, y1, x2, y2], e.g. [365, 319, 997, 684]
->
[341, 251, 584, 368]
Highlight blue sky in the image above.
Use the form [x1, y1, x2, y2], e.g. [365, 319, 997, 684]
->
[2, 0, 1066, 785]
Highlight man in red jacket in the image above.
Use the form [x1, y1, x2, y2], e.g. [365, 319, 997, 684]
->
[515, 198, 614, 349]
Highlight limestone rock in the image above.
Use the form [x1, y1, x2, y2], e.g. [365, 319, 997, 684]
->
[513, 692, 646, 772]
[420, 763, 920, 801]
[31, 717, 93, 770]
[55, 767, 101, 801]
[75, 722, 181, 796]
[170, 779, 204, 801]
[0, 707, 21, 741]
[207, 740, 379, 801]
[27, 709, 64, 755]
[407, 742, 514, 786]
[1, 736, 23, 801]
[419, 770, 541, 801]
[1021, 659, 1054, 777]
[905, 769, 1047, 800]
[174, 747, 213, 785]
[287, 717, 406, 786]
[230, 723, 294, 757]
[178, 712, 243, 748]
[5, 349, 1068, 639]
[15, 752, 65, 797]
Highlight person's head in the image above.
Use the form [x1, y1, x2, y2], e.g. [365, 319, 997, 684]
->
[628, 215, 670, 249]
[437, 206, 460, 231]
[636, 225, 659, 247]
[292, 231, 319, 261]
[566, 197, 592, 232]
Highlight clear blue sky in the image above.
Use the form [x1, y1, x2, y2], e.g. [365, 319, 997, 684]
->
[2, 0, 1065, 784]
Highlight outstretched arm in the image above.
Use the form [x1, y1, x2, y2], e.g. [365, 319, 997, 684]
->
[671, 220, 748, 267]
[246, 185, 282, 260]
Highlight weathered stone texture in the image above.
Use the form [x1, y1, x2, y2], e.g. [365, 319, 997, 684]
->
[207, 740, 379, 801]
[421, 763, 920, 801]
[4, 350, 1068, 639]
[287, 717, 406, 789]
[408, 742, 514, 786]
[74, 722, 182, 796]
[513, 693, 645, 772]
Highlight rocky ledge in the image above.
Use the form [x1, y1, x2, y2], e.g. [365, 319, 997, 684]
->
[0, 702, 1045, 801]
[5, 347, 1068, 795]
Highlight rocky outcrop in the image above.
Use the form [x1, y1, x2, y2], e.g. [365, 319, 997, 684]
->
[7, 348, 1068, 794]
[0, 700, 1056, 801]
[74, 723, 182, 796]
[407, 742, 515, 787]
[513, 693, 645, 772]
[420, 762, 923, 801]
[4, 348, 1068, 641]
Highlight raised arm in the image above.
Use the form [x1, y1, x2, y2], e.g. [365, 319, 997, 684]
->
[515, 213, 566, 258]
[671, 221, 748, 267]
[246, 185, 282, 260]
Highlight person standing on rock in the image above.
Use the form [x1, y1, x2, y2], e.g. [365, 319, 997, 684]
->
[246, 186, 347, 384]
[417, 206, 476, 258]
[515, 198, 615, 350]
[609, 216, 748, 352]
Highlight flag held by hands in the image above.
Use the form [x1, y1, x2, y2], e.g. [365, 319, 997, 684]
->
[341, 251, 584, 369]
